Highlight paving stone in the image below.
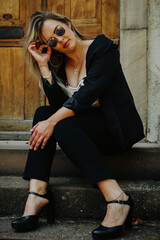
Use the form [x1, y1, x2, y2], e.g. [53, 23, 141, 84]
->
[0, 217, 160, 240]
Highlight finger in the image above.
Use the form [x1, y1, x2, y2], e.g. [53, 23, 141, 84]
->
[34, 136, 43, 151]
[30, 123, 38, 132]
[39, 44, 48, 52]
[29, 131, 36, 145]
[41, 137, 49, 149]
[29, 130, 39, 146]
[30, 133, 42, 149]
[47, 46, 52, 55]
[28, 42, 36, 51]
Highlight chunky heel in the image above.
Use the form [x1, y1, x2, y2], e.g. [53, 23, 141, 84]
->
[45, 191, 55, 223]
[124, 196, 134, 230]
[11, 188, 55, 231]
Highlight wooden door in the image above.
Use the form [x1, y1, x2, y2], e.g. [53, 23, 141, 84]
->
[0, 0, 120, 131]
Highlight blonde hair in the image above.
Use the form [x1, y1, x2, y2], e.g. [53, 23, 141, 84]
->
[25, 11, 90, 82]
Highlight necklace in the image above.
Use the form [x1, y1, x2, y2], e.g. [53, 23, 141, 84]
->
[68, 41, 83, 74]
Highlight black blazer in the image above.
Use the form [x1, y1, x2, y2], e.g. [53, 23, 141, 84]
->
[42, 35, 144, 150]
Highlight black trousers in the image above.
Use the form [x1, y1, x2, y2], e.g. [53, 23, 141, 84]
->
[23, 106, 122, 186]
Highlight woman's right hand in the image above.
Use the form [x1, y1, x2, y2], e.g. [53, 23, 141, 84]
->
[28, 41, 52, 66]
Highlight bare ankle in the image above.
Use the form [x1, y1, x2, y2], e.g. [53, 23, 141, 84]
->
[29, 179, 48, 194]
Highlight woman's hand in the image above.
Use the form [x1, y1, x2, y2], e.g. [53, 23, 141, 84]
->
[28, 41, 52, 66]
[29, 119, 55, 151]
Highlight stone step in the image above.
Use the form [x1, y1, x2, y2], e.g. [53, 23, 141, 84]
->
[1, 176, 160, 221]
[0, 217, 160, 240]
[0, 131, 30, 141]
[0, 141, 160, 179]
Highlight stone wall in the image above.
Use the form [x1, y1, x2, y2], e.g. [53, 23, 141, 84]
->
[147, 0, 160, 143]
[120, 0, 148, 134]
[120, 0, 160, 143]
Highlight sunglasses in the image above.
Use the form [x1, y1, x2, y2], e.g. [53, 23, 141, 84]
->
[47, 25, 65, 48]
[36, 25, 65, 49]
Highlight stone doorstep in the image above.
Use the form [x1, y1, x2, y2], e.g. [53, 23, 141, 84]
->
[0, 176, 160, 221]
[0, 131, 31, 141]
[0, 141, 160, 179]
[0, 140, 160, 150]
[0, 217, 160, 240]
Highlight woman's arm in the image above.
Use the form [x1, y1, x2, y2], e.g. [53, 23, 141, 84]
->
[28, 41, 74, 150]
[29, 107, 75, 151]
[63, 46, 119, 114]
[28, 41, 52, 83]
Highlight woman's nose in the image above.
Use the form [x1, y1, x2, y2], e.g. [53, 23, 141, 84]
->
[55, 35, 64, 42]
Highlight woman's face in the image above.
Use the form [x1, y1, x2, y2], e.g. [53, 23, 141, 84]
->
[41, 19, 77, 54]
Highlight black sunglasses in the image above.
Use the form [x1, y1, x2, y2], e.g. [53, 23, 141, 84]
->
[36, 25, 65, 50]
[47, 25, 65, 48]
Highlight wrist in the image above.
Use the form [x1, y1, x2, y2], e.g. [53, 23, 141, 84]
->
[47, 117, 57, 127]
[39, 64, 48, 68]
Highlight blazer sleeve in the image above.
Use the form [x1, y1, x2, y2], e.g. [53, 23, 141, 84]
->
[63, 45, 120, 114]
[42, 76, 68, 108]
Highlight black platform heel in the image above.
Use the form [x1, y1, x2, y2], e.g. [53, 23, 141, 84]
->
[11, 189, 55, 231]
[92, 195, 134, 240]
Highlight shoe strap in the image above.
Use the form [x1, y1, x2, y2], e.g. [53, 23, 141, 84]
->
[29, 191, 48, 199]
[107, 198, 131, 206]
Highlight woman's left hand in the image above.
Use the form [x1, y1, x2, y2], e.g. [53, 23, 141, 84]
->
[29, 120, 55, 151]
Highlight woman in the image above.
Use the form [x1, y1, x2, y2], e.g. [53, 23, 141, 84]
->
[11, 11, 144, 239]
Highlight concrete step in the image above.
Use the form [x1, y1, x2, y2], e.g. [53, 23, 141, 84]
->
[0, 217, 160, 240]
[0, 141, 160, 179]
[1, 176, 160, 221]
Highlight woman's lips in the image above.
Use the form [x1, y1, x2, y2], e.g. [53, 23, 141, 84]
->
[63, 40, 70, 48]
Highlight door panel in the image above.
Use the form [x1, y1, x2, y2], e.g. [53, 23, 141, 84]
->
[0, 47, 24, 119]
[0, 0, 25, 26]
[24, 0, 43, 119]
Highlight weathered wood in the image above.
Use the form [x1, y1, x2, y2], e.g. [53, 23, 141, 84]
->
[0, 0, 25, 26]
[0, 41, 24, 47]
[47, 0, 65, 14]
[76, 25, 102, 38]
[24, 67, 41, 119]
[0, 0, 20, 21]
[102, 0, 120, 39]
[24, 0, 42, 119]
[25, 0, 42, 21]
[0, 47, 24, 120]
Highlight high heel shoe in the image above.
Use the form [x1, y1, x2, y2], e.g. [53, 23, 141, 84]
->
[11, 189, 55, 231]
[92, 195, 134, 239]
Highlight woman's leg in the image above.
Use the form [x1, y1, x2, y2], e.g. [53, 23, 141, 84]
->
[53, 108, 130, 226]
[97, 179, 130, 227]
[23, 106, 57, 182]
[22, 106, 57, 216]
[23, 179, 48, 216]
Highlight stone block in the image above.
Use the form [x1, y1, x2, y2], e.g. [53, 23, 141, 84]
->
[147, 0, 160, 142]
[120, 0, 148, 29]
[120, 29, 147, 130]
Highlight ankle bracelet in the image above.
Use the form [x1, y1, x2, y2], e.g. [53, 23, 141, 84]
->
[112, 191, 124, 201]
